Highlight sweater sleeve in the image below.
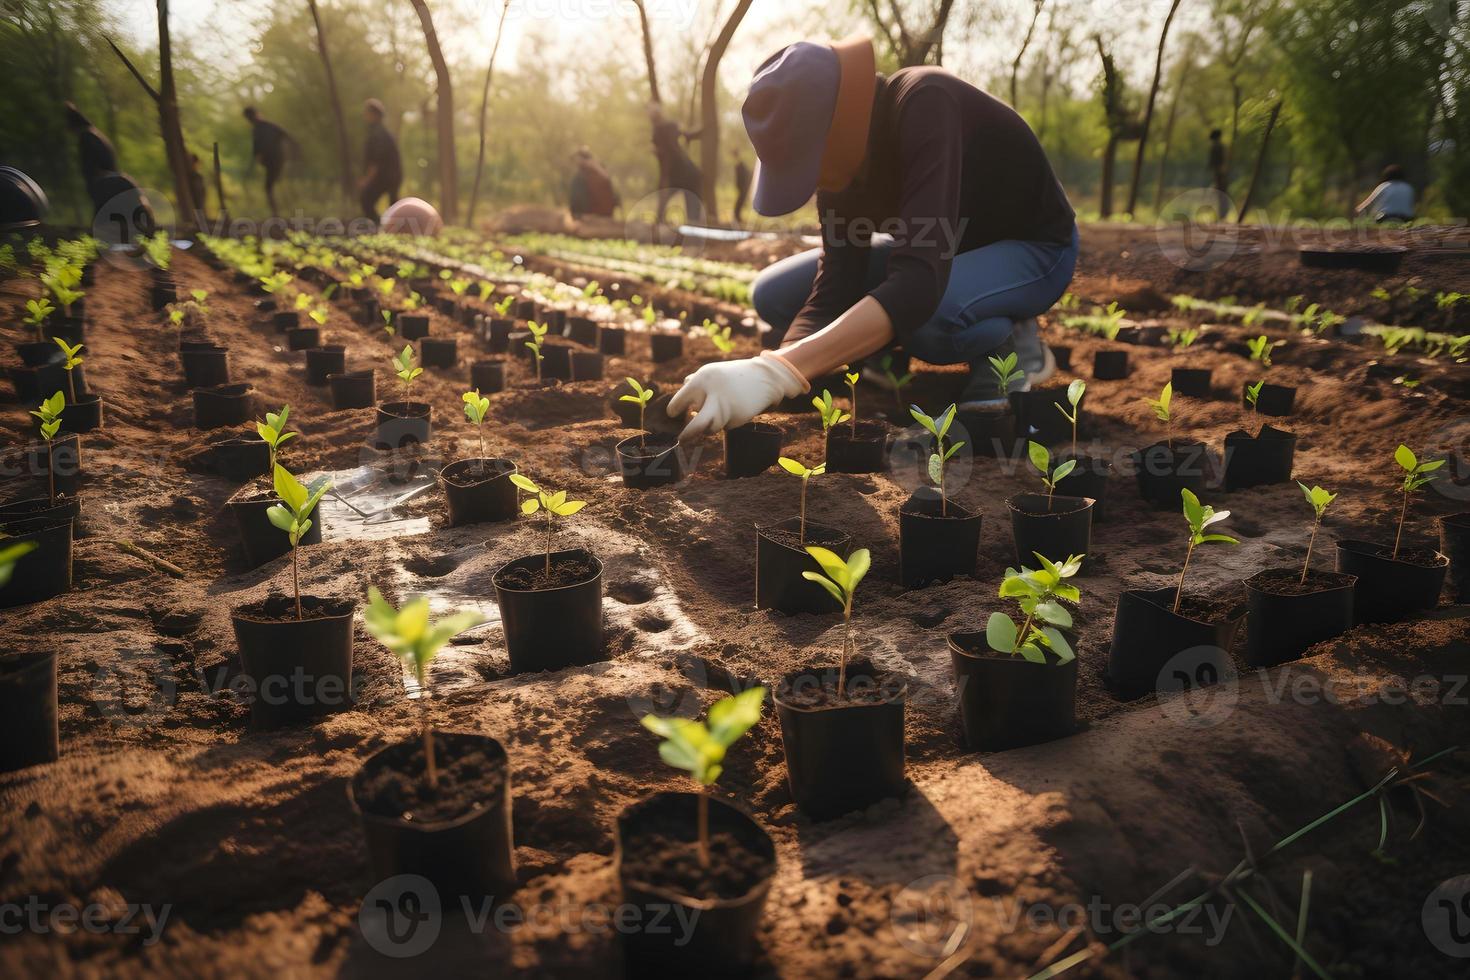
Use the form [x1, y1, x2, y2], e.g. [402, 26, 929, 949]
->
[784, 194, 871, 342]
[866, 84, 964, 340]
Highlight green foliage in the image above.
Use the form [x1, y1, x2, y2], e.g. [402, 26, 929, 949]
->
[1245, 379, 1265, 412]
[812, 389, 851, 432]
[705, 320, 735, 355]
[988, 351, 1025, 398]
[53, 337, 83, 371]
[266, 463, 330, 550]
[1182, 488, 1238, 549]
[525, 320, 548, 380]
[364, 587, 486, 687]
[1167, 327, 1199, 349]
[619, 377, 654, 439]
[462, 389, 490, 425]
[30, 390, 65, 443]
[1027, 441, 1077, 501]
[909, 404, 965, 510]
[1055, 379, 1085, 454]
[640, 687, 766, 788]
[1298, 482, 1337, 520]
[1393, 444, 1443, 494]
[803, 546, 869, 613]
[986, 554, 1082, 665]
[392, 344, 423, 397]
[1145, 381, 1172, 427]
[509, 473, 586, 570]
[23, 297, 53, 329]
[1246, 335, 1274, 367]
[255, 405, 295, 466]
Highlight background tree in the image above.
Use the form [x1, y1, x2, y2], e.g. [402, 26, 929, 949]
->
[408, 0, 457, 224]
[305, 0, 354, 203]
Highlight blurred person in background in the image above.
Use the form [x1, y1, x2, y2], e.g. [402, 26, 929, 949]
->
[1208, 128, 1229, 219]
[568, 146, 619, 220]
[242, 105, 292, 216]
[359, 98, 402, 224]
[63, 102, 117, 216]
[649, 102, 704, 226]
[1355, 164, 1416, 223]
[732, 149, 752, 225]
[187, 153, 207, 221]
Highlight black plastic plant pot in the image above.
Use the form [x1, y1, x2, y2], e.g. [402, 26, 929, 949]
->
[0, 493, 81, 528]
[1093, 350, 1129, 380]
[374, 401, 432, 450]
[440, 458, 518, 526]
[353, 300, 380, 327]
[755, 517, 852, 614]
[11, 363, 85, 405]
[231, 595, 355, 728]
[50, 317, 85, 344]
[569, 350, 604, 381]
[539, 342, 574, 381]
[1440, 513, 1470, 603]
[1171, 367, 1213, 398]
[194, 383, 256, 429]
[487, 317, 514, 353]
[420, 337, 458, 369]
[470, 359, 507, 394]
[1105, 586, 1246, 699]
[1052, 345, 1072, 371]
[1243, 568, 1357, 668]
[956, 405, 1017, 458]
[273, 310, 300, 332]
[350, 731, 517, 904]
[1132, 440, 1209, 508]
[0, 519, 72, 608]
[1224, 425, 1297, 491]
[616, 434, 683, 489]
[227, 494, 324, 569]
[1334, 539, 1448, 624]
[286, 327, 320, 352]
[17, 341, 59, 367]
[0, 651, 58, 772]
[1007, 493, 1094, 570]
[397, 314, 431, 341]
[305, 345, 347, 386]
[567, 316, 600, 347]
[947, 632, 1077, 751]
[615, 791, 775, 974]
[774, 661, 907, 821]
[825, 423, 888, 474]
[181, 343, 231, 387]
[205, 433, 272, 482]
[724, 422, 782, 478]
[650, 332, 684, 363]
[1011, 386, 1077, 446]
[599, 325, 627, 355]
[150, 284, 177, 309]
[22, 432, 82, 498]
[1244, 382, 1296, 417]
[59, 393, 103, 434]
[491, 548, 605, 674]
[543, 309, 568, 335]
[515, 299, 538, 321]
[328, 370, 375, 410]
[898, 490, 981, 588]
[610, 383, 658, 428]
[1054, 453, 1112, 522]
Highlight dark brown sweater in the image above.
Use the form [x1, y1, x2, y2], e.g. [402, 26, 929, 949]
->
[791, 68, 1075, 342]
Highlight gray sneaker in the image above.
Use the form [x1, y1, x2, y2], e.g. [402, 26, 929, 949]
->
[957, 319, 1054, 410]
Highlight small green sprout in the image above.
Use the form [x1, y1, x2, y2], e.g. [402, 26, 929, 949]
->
[494, 295, 515, 317]
[308, 305, 329, 327]
[641, 305, 657, 325]
[843, 368, 861, 437]
[640, 686, 766, 867]
[53, 338, 83, 402]
[989, 351, 1025, 399]
[477, 282, 493, 303]
[705, 320, 735, 356]
[462, 389, 491, 459]
[986, 554, 1082, 664]
[392, 344, 423, 401]
[1145, 381, 1173, 447]
[1175, 488, 1238, 612]
[364, 587, 486, 790]
[619, 378, 655, 448]
[879, 354, 913, 410]
[1391, 445, 1444, 559]
[255, 405, 295, 467]
[1284, 295, 1304, 315]
[1241, 303, 1267, 328]
[265, 463, 331, 621]
[778, 456, 825, 544]
[1246, 334, 1274, 368]
[0, 540, 39, 590]
[1245, 379, 1264, 415]
[802, 546, 871, 699]
[1027, 441, 1077, 511]
[1296, 483, 1337, 584]
[909, 404, 964, 515]
[525, 320, 548, 382]
[813, 390, 851, 448]
[24, 297, 54, 340]
[508, 474, 586, 576]
[381, 308, 395, 335]
[29, 390, 65, 505]
[1054, 379, 1085, 456]
[448, 278, 470, 298]
[1167, 327, 1199, 349]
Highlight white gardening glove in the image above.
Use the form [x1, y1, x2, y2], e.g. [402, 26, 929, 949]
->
[667, 353, 806, 441]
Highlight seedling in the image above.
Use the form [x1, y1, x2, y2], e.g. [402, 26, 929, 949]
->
[1246, 334, 1274, 368]
[705, 320, 735, 356]
[392, 344, 423, 402]
[24, 297, 53, 341]
[53, 338, 83, 402]
[381, 309, 395, 335]
[29, 390, 65, 505]
[525, 320, 548, 382]
[1145, 381, 1173, 448]
[802, 546, 871, 699]
[879, 354, 913, 410]
[842, 368, 861, 438]
[619, 378, 655, 449]
[1167, 327, 1199, 349]
[813, 390, 851, 453]
[1296, 483, 1337, 584]
[1027, 441, 1077, 511]
[1391, 445, 1443, 559]
[508, 474, 586, 576]
[639, 686, 766, 867]
[778, 456, 825, 544]
[255, 405, 295, 467]
[0, 540, 39, 589]
[43, 269, 84, 316]
[1244, 379, 1264, 416]
[1054, 379, 1085, 456]
[308, 305, 329, 327]
[493, 295, 515, 317]
[462, 389, 491, 460]
[265, 464, 331, 621]
[364, 587, 486, 790]
[448, 278, 470, 299]
[1175, 488, 1238, 613]
[909, 404, 964, 515]
[989, 351, 1025, 399]
[477, 282, 493, 303]
[986, 553, 1082, 664]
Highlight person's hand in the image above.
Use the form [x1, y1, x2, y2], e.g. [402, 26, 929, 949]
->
[667, 354, 805, 441]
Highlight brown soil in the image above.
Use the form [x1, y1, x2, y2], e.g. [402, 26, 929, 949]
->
[494, 555, 598, 591]
[1250, 567, 1357, 596]
[1340, 540, 1451, 568]
[1159, 590, 1248, 625]
[758, 522, 848, 552]
[619, 807, 774, 901]
[0, 223, 1467, 978]
[441, 458, 513, 486]
[775, 666, 906, 709]
[353, 731, 507, 824]
[615, 433, 678, 460]
[232, 594, 354, 625]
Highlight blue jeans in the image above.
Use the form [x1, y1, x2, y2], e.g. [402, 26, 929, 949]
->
[752, 226, 1079, 364]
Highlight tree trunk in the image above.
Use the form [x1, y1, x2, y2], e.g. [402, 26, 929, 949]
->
[1152, 46, 1193, 213]
[307, 0, 354, 203]
[904, 0, 957, 67]
[1236, 99, 1282, 223]
[212, 141, 229, 220]
[410, 0, 458, 225]
[466, 0, 511, 227]
[1100, 135, 1117, 219]
[1009, 0, 1046, 110]
[156, 0, 195, 230]
[698, 0, 756, 225]
[1124, 0, 1184, 217]
[630, 0, 661, 103]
